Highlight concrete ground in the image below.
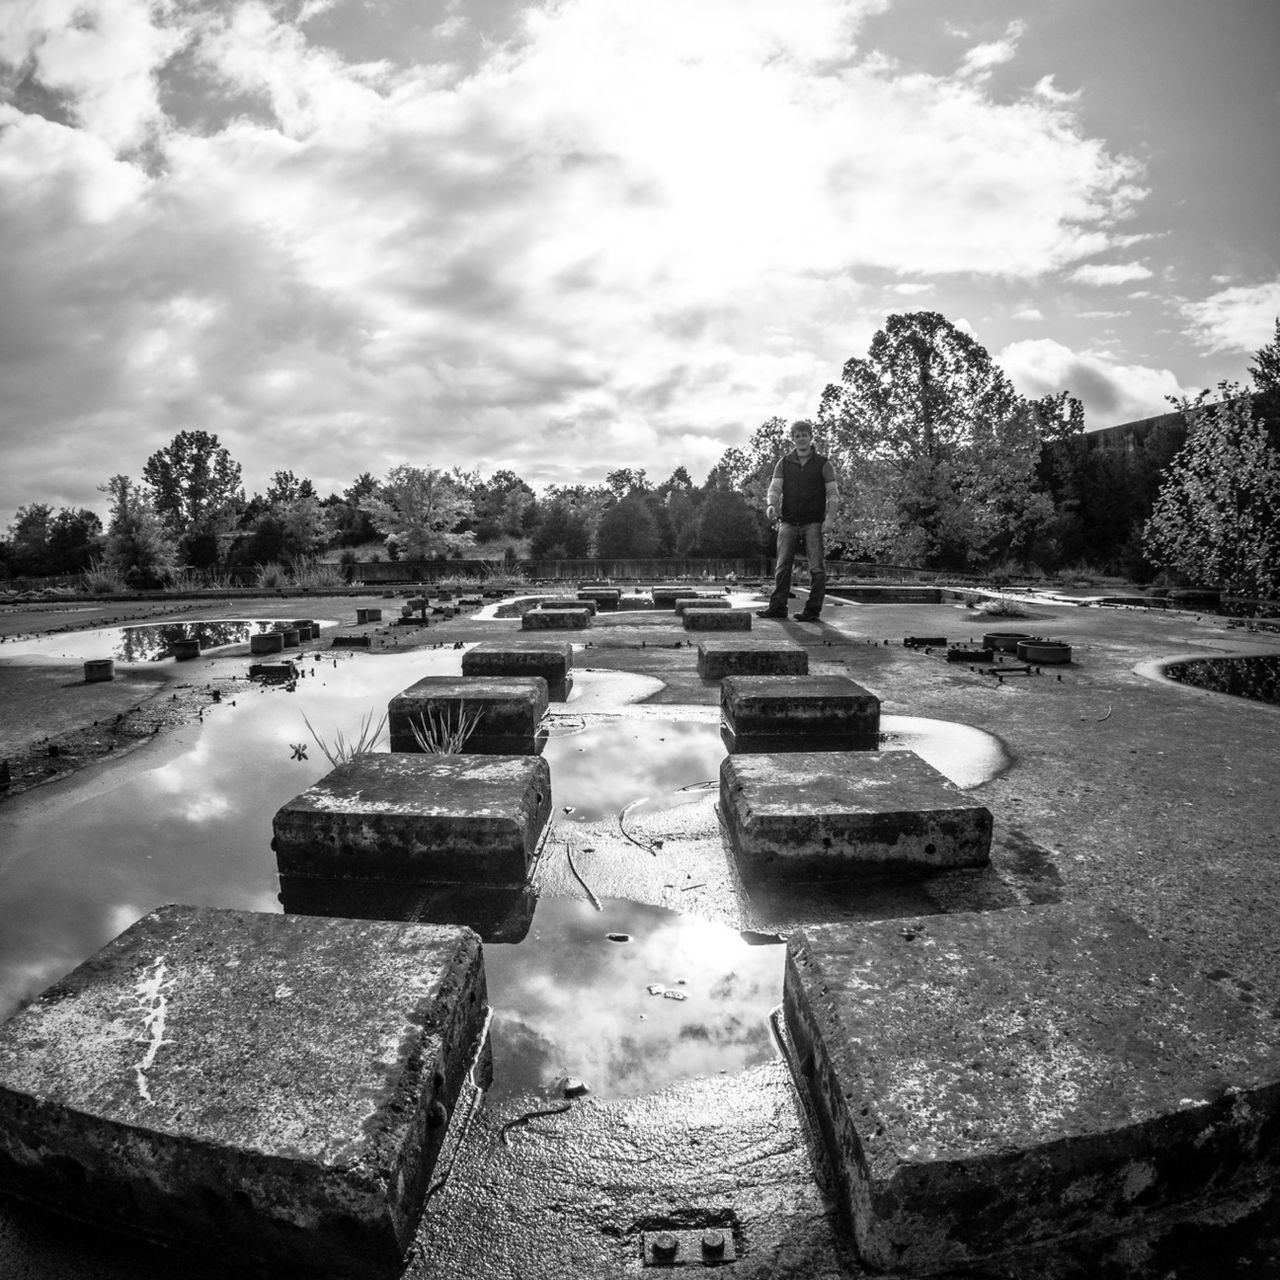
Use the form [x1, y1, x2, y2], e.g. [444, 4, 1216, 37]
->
[1, 586, 1279, 1277]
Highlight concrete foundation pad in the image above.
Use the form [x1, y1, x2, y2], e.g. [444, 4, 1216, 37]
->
[462, 641, 573, 702]
[0, 905, 487, 1278]
[684, 608, 751, 631]
[273, 752, 551, 885]
[674, 596, 729, 614]
[388, 676, 549, 753]
[536, 598, 597, 615]
[697, 637, 808, 679]
[522, 608, 590, 630]
[784, 902, 1280, 1272]
[577, 589, 620, 611]
[721, 675, 880, 752]
[719, 750, 991, 880]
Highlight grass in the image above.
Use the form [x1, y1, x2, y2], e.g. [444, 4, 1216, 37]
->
[969, 597, 1035, 618]
[409, 704, 483, 753]
[301, 710, 387, 767]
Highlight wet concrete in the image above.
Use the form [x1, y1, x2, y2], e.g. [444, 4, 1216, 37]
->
[3, 588, 1280, 1276]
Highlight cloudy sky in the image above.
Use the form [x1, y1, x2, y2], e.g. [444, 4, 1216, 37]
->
[2, 0, 1278, 526]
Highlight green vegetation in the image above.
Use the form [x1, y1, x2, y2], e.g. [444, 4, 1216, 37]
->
[5, 314, 1277, 598]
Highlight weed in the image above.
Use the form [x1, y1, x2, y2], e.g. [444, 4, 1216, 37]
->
[409, 704, 483, 753]
[301, 710, 387, 767]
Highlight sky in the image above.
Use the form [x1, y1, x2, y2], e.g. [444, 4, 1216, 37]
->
[2, 0, 1278, 528]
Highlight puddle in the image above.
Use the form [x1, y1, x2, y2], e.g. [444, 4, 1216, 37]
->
[483, 896, 781, 1101]
[0, 618, 334, 665]
[1163, 655, 1280, 706]
[879, 715, 1011, 789]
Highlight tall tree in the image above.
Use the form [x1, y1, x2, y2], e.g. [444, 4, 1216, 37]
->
[694, 482, 761, 557]
[819, 312, 1075, 569]
[596, 492, 660, 558]
[360, 465, 476, 559]
[99, 475, 177, 587]
[6, 505, 53, 576]
[528, 496, 591, 559]
[1143, 383, 1280, 597]
[142, 430, 244, 566]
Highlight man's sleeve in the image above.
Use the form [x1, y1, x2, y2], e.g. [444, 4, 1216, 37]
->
[772, 458, 785, 478]
[822, 460, 836, 482]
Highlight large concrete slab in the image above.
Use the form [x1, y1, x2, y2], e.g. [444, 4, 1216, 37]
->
[721, 674, 880, 752]
[784, 903, 1280, 1273]
[697, 637, 808, 679]
[273, 752, 552, 885]
[0, 905, 487, 1278]
[674, 596, 729, 614]
[522, 607, 590, 630]
[719, 750, 990, 880]
[684, 608, 751, 631]
[462, 640, 573, 701]
[388, 675, 549, 753]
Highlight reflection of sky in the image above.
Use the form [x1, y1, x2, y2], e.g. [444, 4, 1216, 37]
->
[0, 618, 336, 664]
[545, 720, 723, 821]
[484, 897, 782, 1101]
[0, 647, 464, 1017]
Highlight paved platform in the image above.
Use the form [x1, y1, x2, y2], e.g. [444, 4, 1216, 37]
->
[721, 674, 881, 752]
[720, 750, 991, 880]
[273, 752, 552, 885]
[697, 636, 808, 679]
[785, 902, 1280, 1273]
[461, 641, 573, 701]
[0, 905, 487, 1278]
[674, 596, 729, 614]
[684, 608, 751, 631]
[388, 676, 549, 753]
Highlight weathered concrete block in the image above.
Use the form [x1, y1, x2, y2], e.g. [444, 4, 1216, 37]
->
[719, 750, 990, 880]
[784, 903, 1280, 1273]
[273, 752, 551, 885]
[577, 588, 620, 611]
[674, 596, 729, 614]
[0, 905, 488, 1279]
[250, 631, 284, 655]
[388, 675, 549, 753]
[683, 608, 751, 631]
[522, 607, 590, 630]
[537, 597, 597, 615]
[331, 634, 371, 648]
[650, 585, 693, 608]
[697, 637, 808, 679]
[721, 674, 880, 752]
[462, 641, 573, 701]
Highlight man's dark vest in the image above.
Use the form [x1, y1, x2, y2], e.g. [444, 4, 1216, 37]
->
[779, 450, 829, 524]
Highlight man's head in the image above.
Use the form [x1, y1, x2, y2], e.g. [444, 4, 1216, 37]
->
[790, 420, 816, 456]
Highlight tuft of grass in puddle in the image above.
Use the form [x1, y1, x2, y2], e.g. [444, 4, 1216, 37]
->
[970, 596, 1034, 618]
[409, 704, 483, 754]
[301, 709, 387, 767]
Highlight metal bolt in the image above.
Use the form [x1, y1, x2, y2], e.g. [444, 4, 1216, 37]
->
[653, 1231, 679, 1258]
[702, 1229, 726, 1256]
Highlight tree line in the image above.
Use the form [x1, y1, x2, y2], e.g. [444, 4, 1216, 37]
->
[5, 312, 1278, 596]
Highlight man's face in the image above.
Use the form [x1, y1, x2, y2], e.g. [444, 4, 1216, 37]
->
[791, 427, 813, 454]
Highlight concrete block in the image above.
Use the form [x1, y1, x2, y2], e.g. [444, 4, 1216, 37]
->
[537, 597, 596, 615]
[250, 632, 284, 655]
[0, 905, 488, 1279]
[683, 608, 751, 631]
[331, 634, 372, 648]
[522, 608, 590, 630]
[721, 674, 880, 752]
[650, 585, 693, 608]
[577, 589, 620, 611]
[719, 750, 990, 880]
[462, 641, 573, 701]
[784, 903, 1280, 1273]
[388, 676, 549, 754]
[273, 752, 551, 885]
[697, 637, 808, 679]
[674, 596, 729, 614]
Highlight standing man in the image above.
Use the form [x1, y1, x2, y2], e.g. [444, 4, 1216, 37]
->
[757, 420, 839, 622]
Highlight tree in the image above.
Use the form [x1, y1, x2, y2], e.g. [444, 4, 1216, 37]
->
[605, 468, 649, 498]
[1249, 317, 1280, 432]
[528, 497, 591, 559]
[48, 508, 103, 573]
[819, 312, 1075, 569]
[694, 483, 761, 557]
[1143, 383, 1280, 597]
[6, 504, 54, 576]
[99, 475, 177, 587]
[360, 465, 476, 559]
[596, 493, 660, 558]
[323, 473, 380, 548]
[142, 430, 244, 566]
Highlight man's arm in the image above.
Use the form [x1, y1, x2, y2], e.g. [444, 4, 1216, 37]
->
[823, 461, 839, 520]
[765, 475, 783, 520]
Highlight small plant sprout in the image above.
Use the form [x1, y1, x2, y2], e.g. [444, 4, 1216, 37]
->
[409, 704, 483, 754]
[300, 710, 387, 767]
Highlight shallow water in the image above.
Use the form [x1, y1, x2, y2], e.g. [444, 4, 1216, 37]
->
[1164, 654, 1280, 705]
[0, 618, 330, 664]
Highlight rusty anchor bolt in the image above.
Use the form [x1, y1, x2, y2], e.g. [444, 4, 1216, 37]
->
[652, 1231, 679, 1259]
[701, 1229, 726, 1257]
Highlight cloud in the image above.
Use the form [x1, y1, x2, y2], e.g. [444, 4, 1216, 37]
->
[1068, 261, 1154, 286]
[1011, 307, 1043, 321]
[0, 0, 1153, 523]
[999, 338, 1191, 426]
[958, 20, 1025, 80]
[1181, 279, 1280, 354]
